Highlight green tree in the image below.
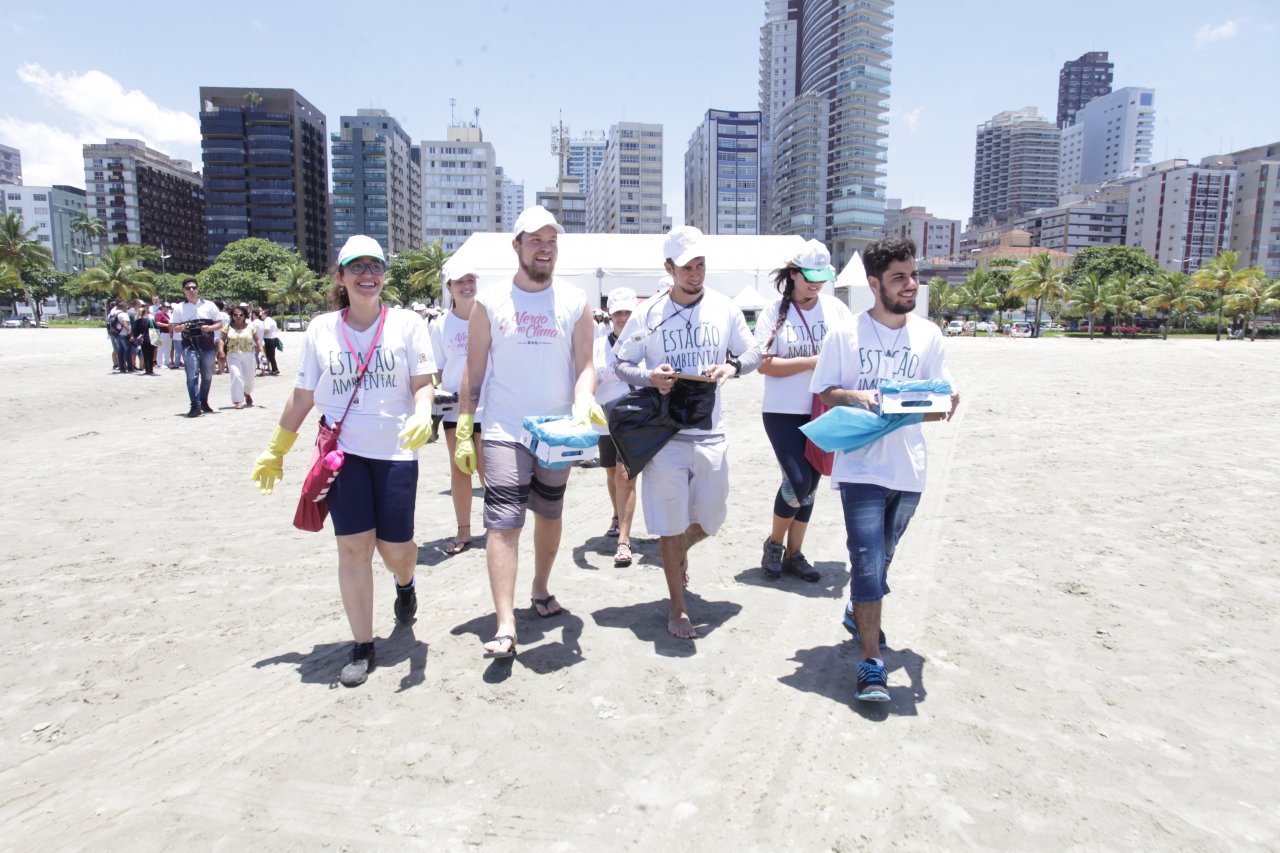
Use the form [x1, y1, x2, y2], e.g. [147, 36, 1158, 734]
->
[927, 276, 956, 323]
[1141, 271, 1202, 340]
[265, 260, 323, 319]
[1065, 245, 1160, 288]
[1192, 251, 1251, 341]
[201, 238, 300, 304]
[1012, 252, 1069, 337]
[1222, 268, 1277, 333]
[1068, 271, 1110, 339]
[73, 246, 156, 310]
[387, 239, 450, 305]
[957, 268, 998, 322]
[0, 211, 55, 321]
[1102, 274, 1142, 334]
[69, 211, 106, 260]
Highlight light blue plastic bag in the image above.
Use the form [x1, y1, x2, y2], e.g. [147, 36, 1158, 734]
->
[800, 406, 924, 453]
[522, 416, 601, 469]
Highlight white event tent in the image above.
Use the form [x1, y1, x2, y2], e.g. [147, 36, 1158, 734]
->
[833, 251, 929, 320]
[444, 232, 810, 308]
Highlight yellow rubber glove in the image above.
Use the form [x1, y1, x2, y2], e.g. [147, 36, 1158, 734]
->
[454, 413, 477, 475]
[571, 396, 608, 427]
[252, 425, 298, 495]
[397, 411, 433, 451]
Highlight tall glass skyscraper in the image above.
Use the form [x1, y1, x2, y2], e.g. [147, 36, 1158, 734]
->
[331, 110, 422, 257]
[684, 109, 762, 234]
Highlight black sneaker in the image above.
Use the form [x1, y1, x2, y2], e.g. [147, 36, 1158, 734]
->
[395, 581, 417, 624]
[855, 659, 890, 702]
[200, 403, 215, 414]
[761, 537, 785, 579]
[187, 405, 202, 418]
[340, 642, 375, 687]
[783, 551, 820, 582]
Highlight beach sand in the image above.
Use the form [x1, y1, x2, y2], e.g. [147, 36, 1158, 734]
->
[0, 328, 1276, 849]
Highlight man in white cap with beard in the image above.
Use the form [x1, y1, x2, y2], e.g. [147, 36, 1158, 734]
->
[455, 205, 600, 660]
[613, 225, 761, 639]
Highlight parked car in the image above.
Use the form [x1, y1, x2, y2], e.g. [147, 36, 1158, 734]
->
[975, 321, 995, 333]
[1010, 321, 1033, 338]
[944, 320, 965, 337]
[283, 318, 307, 332]
[1, 316, 23, 328]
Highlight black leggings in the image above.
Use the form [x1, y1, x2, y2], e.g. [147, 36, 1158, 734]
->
[762, 411, 821, 523]
[140, 342, 156, 374]
[263, 338, 279, 373]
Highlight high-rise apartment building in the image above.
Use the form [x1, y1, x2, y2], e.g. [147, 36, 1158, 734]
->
[0, 143, 20, 185]
[501, 175, 525, 231]
[82, 138, 206, 273]
[1058, 87, 1155, 195]
[971, 107, 1061, 226]
[420, 125, 500, 253]
[536, 176, 588, 234]
[1126, 159, 1236, 273]
[758, 0, 893, 264]
[883, 200, 959, 259]
[1057, 51, 1113, 129]
[331, 109, 422, 257]
[1015, 184, 1129, 254]
[565, 132, 607, 196]
[199, 87, 330, 271]
[587, 122, 665, 234]
[771, 94, 829, 241]
[758, 0, 800, 233]
[0, 184, 90, 273]
[685, 109, 762, 235]
[1206, 143, 1280, 278]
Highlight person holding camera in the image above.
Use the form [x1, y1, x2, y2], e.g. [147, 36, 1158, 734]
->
[170, 277, 222, 418]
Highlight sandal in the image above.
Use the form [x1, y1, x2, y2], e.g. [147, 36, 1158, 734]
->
[614, 541, 633, 568]
[483, 635, 517, 659]
[442, 525, 471, 555]
[531, 594, 561, 618]
[606, 516, 621, 538]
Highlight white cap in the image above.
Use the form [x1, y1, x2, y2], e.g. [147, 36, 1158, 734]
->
[663, 225, 708, 267]
[607, 287, 638, 314]
[792, 239, 836, 282]
[443, 259, 480, 282]
[411, 302, 426, 311]
[512, 205, 565, 237]
[337, 235, 386, 266]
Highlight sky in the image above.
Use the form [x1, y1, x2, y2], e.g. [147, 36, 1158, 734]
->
[2, 0, 1276, 228]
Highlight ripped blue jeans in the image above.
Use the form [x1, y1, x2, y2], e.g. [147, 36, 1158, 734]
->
[840, 483, 921, 604]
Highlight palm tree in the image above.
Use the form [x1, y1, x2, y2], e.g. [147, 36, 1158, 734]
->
[265, 260, 322, 319]
[405, 239, 450, 304]
[927, 276, 956, 323]
[1192, 251, 1250, 341]
[1068, 272, 1109, 339]
[0, 211, 55, 319]
[1223, 268, 1277, 334]
[1142, 271, 1202, 340]
[73, 246, 155, 311]
[1011, 252, 1068, 337]
[69, 210, 106, 259]
[1102, 274, 1141, 335]
[957, 268, 998, 324]
[244, 91, 264, 108]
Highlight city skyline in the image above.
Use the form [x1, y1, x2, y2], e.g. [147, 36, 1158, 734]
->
[0, 0, 1275, 231]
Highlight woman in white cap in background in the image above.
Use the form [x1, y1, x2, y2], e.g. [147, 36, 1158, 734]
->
[429, 259, 485, 555]
[594, 286, 640, 567]
[756, 239, 852, 582]
[251, 235, 438, 687]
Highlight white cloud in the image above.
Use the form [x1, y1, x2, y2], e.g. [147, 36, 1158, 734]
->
[1, 64, 201, 188]
[888, 105, 923, 134]
[1195, 20, 1239, 48]
[0, 117, 83, 187]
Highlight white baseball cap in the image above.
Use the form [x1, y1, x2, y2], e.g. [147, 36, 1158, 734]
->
[337, 234, 386, 266]
[444, 259, 480, 282]
[792, 239, 836, 282]
[663, 225, 708, 267]
[512, 205, 565, 237]
[606, 287, 638, 315]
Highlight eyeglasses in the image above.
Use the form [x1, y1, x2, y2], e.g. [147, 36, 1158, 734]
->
[345, 261, 386, 275]
[184, 285, 198, 291]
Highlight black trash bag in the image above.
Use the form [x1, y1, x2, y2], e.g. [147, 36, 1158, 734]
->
[606, 379, 717, 479]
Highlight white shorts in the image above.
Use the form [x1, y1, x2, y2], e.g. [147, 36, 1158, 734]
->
[641, 433, 729, 537]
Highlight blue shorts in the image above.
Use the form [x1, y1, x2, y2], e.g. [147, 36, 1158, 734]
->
[840, 483, 921, 604]
[328, 453, 418, 542]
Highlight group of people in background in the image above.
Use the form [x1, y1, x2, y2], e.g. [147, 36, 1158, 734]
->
[249, 206, 959, 704]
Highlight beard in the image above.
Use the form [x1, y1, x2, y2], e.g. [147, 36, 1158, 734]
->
[519, 255, 553, 284]
[885, 292, 916, 314]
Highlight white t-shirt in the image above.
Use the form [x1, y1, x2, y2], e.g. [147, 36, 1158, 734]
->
[262, 316, 278, 340]
[593, 331, 633, 434]
[755, 292, 852, 415]
[809, 312, 952, 493]
[251, 318, 265, 341]
[294, 307, 436, 461]
[613, 288, 755, 435]
[429, 308, 486, 422]
[474, 279, 586, 442]
[171, 299, 219, 326]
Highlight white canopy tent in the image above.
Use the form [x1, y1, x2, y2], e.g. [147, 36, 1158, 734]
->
[444, 232, 811, 308]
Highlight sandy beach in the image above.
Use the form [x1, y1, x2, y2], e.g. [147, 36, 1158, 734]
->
[0, 327, 1276, 850]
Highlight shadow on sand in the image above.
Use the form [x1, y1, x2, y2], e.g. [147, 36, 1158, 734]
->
[591, 590, 743, 658]
[778, 639, 927, 719]
[450, 605, 586, 682]
[733, 560, 848, 600]
[253, 622, 428, 692]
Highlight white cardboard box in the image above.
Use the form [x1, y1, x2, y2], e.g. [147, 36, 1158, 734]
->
[519, 427, 598, 467]
[879, 391, 952, 415]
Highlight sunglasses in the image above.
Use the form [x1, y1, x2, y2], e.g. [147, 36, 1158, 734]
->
[184, 285, 198, 291]
[345, 261, 386, 275]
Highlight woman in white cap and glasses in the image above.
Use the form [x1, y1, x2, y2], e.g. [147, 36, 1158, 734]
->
[595, 286, 640, 567]
[756, 239, 852, 583]
[429, 260, 486, 555]
[251, 235, 438, 688]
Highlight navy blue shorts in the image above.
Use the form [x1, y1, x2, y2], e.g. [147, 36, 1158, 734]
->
[328, 453, 418, 542]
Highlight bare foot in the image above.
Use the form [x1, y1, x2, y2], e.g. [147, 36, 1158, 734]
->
[668, 612, 698, 639]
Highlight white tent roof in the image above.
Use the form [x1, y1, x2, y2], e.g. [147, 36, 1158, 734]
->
[445, 232, 808, 307]
[834, 250, 929, 319]
[733, 286, 772, 311]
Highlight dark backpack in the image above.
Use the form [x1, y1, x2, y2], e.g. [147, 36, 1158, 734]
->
[107, 312, 124, 335]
